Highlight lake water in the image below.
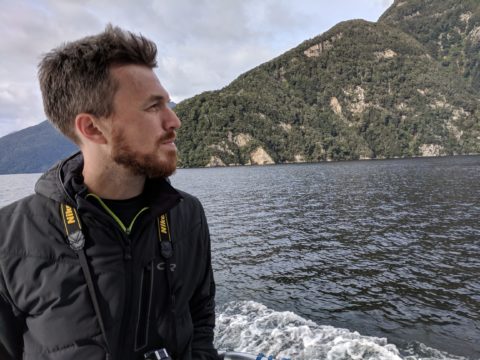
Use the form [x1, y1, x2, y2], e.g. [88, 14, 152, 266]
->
[0, 156, 479, 360]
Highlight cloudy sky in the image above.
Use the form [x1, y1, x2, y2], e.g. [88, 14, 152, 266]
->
[0, 0, 393, 137]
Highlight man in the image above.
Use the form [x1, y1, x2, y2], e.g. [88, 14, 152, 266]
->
[0, 25, 218, 360]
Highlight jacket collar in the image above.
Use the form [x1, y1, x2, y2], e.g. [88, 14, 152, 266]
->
[35, 151, 183, 215]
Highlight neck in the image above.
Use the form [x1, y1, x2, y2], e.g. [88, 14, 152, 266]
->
[81, 150, 146, 200]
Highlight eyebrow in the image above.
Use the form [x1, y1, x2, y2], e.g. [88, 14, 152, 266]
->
[142, 95, 170, 107]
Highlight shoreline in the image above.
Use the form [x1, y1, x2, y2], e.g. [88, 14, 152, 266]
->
[177, 152, 480, 170]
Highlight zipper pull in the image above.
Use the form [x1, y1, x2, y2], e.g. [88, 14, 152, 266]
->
[124, 242, 132, 260]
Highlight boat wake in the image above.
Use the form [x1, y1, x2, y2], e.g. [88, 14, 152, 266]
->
[214, 301, 467, 360]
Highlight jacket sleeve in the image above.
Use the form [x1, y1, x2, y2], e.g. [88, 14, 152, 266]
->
[189, 205, 219, 360]
[0, 276, 24, 360]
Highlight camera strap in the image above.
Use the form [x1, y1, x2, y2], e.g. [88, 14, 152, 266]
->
[157, 213, 178, 357]
[60, 203, 112, 359]
[61, 203, 178, 358]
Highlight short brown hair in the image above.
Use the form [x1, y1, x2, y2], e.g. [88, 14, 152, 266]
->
[38, 24, 157, 143]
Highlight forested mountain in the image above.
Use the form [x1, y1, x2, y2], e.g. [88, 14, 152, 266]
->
[0, 0, 478, 173]
[379, 0, 480, 90]
[175, 1, 480, 167]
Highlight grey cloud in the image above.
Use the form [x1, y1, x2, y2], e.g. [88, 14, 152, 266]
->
[380, 0, 394, 7]
[0, 0, 393, 137]
[157, 41, 276, 101]
[0, 0, 103, 136]
[0, 81, 45, 135]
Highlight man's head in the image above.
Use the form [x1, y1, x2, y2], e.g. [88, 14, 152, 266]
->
[38, 25, 181, 178]
[38, 24, 157, 143]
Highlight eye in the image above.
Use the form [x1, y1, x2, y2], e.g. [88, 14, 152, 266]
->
[147, 103, 162, 111]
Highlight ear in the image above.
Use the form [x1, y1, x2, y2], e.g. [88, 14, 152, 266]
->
[75, 113, 108, 145]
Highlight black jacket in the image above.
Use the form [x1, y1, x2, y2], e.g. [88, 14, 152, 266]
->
[0, 153, 218, 360]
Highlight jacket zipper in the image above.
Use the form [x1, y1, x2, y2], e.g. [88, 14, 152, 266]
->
[120, 229, 133, 360]
[85, 194, 149, 359]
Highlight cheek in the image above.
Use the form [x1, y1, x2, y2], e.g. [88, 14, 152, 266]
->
[131, 125, 155, 142]
[140, 130, 161, 151]
[122, 117, 162, 148]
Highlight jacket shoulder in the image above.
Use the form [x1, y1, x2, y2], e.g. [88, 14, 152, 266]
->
[0, 194, 68, 257]
[0, 193, 47, 217]
[0, 194, 44, 234]
[175, 189, 208, 217]
[170, 189, 209, 231]
[176, 189, 203, 208]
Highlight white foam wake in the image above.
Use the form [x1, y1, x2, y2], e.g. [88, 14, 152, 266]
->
[214, 301, 467, 360]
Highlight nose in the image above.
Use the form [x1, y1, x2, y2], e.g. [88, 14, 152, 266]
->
[164, 107, 181, 130]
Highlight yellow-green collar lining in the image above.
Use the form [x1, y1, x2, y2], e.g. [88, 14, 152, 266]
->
[86, 193, 149, 235]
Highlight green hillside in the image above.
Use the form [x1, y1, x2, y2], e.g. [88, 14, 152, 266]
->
[175, 15, 480, 167]
[379, 0, 480, 90]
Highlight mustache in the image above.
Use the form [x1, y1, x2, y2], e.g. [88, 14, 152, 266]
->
[157, 131, 176, 144]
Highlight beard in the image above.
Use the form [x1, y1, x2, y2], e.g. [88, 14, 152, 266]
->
[111, 131, 177, 179]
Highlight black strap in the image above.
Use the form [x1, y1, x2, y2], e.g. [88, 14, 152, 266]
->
[61, 204, 112, 358]
[61, 204, 177, 358]
[157, 213, 178, 357]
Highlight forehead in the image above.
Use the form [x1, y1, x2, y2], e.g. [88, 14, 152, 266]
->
[110, 64, 168, 101]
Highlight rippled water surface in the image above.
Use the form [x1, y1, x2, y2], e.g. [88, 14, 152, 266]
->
[1, 156, 479, 359]
[171, 156, 480, 359]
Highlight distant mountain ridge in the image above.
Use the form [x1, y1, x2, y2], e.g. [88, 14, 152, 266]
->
[0, 0, 478, 173]
[0, 121, 77, 174]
